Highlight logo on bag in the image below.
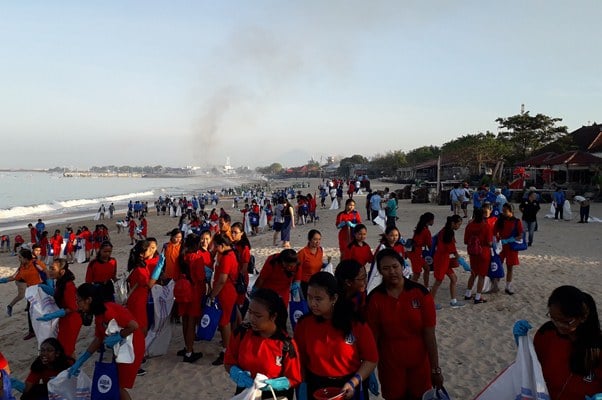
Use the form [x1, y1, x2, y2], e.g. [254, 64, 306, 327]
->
[97, 374, 113, 394]
[293, 310, 304, 323]
[200, 314, 211, 328]
[490, 262, 499, 272]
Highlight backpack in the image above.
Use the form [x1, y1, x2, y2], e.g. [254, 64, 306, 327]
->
[467, 235, 482, 256]
[233, 272, 247, 295]
[173, 274, 192, 303]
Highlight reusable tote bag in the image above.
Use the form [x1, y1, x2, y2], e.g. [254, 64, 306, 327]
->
[145, 280, 175, 357]
[289, 292, 309, 330]
[91, 351, 119, 400]
[196, 300, 222, 341]
[488, 251, 505, 279]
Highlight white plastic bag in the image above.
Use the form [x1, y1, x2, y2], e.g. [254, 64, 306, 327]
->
[113, 273, 129, 305]
[230, 373, 284, 400]
[373, 216, 386, 231]
[473, 335, 548, 399]
[105, 319, 135, 364]
[145, 280, 175, 357]
[26, 285, 60, 348]
[47, 369, 92, 400]
[329, 198, 339, 210]
[563, 199, 572, 220]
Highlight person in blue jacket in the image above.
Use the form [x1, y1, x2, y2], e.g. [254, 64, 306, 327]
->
[553, 187, 566, 220]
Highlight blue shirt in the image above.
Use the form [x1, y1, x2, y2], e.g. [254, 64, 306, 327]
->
[553, 191, 565, 205]
[370, 194, 382, 211]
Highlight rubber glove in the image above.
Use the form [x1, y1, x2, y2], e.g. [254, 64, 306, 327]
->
[104, 332, 123, 348]
[296, 382, 307, 400]
[368, 371, 380, 396]
[45, 278, 55, 289]
[457, 257, 471, 272]
[10, 377, 25, 393]
[204, 266, 213, 282]
[513, 320, 532, 345]
[38, 284, 55, 296]
[290, 281, 301, 297]
[37, 309, 66, 321]
[229, 365, 254, 388]
[586, 394, 602, 400]
[68, 351, 92, 378]
[0, 277, 9, 284]
[150, 253, 165, 280]
[501, 237, 516, 245]
[337, 222, 347, 229]
[262, 377, 290, 391]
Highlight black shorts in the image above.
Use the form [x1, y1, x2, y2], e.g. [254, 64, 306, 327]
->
[273, 222, 283, 232]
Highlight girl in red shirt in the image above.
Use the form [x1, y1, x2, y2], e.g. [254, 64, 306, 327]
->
[336, 199, 362, 257]
[85, 241, 117, 302]
[408, 212, 434, 288]
[294, 271, 377, 400]
[430, 215, 464, 310]
[493, 203, 524, 295]
[64, 227, 76, 263]
[21, 338, 74, 400]
[225, 288, 302, 400]
[254, 249, 301, 310]
[208, 233, 240, 366]
[297, 229, 324, 297]
[231, 222, 252, 320]
[49, 230, 63, 261]
[39, 231, 49, 263]
[71, 283, 145, 400]
[463, 208, 493, 304]
[342, 224, 373, 268]
[36, 259, 82, 357]
[335, 259, 368, 317]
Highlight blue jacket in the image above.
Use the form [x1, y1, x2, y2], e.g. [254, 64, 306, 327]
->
[553, 190, 565, 205]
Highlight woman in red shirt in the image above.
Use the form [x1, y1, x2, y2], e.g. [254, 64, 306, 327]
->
[336, 199, 362, 257]
[254, 249, 301, 310]
[297, 229, 324, 298]
[408, 212, 434, 288]
[21, 338, 74, 400]
[36, 258, 82, 357]
[493, 203, 524, 295]
[463, 208, 493, 304]
[64, 227, 76, 264]
[225, 288, 302, 400]
[335, 259, 368, 317]
[70, 283, 145, 400]
[85, 241, 117, 302]
[430, 215, 464, 310]
[208, 233, 240, 366]
[49, 230, 63, 261]
[38, 231, 49, 263]
[231, 222, 252, 321]
[294, 271, 377, 400]
[342, 224, 373, 268]
[366, 248, 443, 399]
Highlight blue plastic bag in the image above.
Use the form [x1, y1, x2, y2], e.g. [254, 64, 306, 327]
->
[91, 351, 119, 400]
[289, 298, 309, 330]
[196, 301, 222, 341]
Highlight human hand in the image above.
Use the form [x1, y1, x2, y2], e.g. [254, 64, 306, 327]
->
[513, 320, 532, 345]
[38, 283, 55, 296]
[68, 351, 92, 378]
[229, 365, 254, 388]
[10, 377, 25, 393]
[368, 371, 379, 395]
[501, 237, 516, 245]
[341, 382, 355, 399]
[0, 277, 9, 284]
[262, 377, 290, 391]
[290, 281, 301, 297]
[431, 370, 444, 389]
[586, 394, 602, 400]
[204, 266, 213, 282]
[37, 309, 66, 321]
[150, 254, 165, 280]
[104, 332, 123, 348]
[337, 222, 347, 229]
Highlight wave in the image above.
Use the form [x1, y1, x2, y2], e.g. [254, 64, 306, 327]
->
[0, 190, 156, 222]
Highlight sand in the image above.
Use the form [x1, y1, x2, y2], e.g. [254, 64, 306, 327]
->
[0, 177, 600, 399]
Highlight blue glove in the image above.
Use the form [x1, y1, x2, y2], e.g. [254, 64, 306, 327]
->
[0, 277, 9, 284]
[347, 222, 356, 228]
[513, 320, 532, 345]
[368, 371, 380, 396]
[337, 222, 347, 229]
[10, 377, 25, 393]
[229, 365, 254, 388]
[586, 394, 602, 400]
[104, 332, 124, 348]
[68, 351, 92, 378]
[290, 281, 301, 297]
[38, 283, 55, 296]
[501, 237, 516, 245]
[262, 377, 290, 391]
[37, 308, 66, 321]
[457, 257, 471, 272]
[205, 266, 213, 282]
[45, 278, 55, 289]
[296, 382, 307, 400]
[150, 254, 165, 280]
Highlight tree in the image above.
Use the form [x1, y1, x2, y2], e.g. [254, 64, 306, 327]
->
[406, 146, 441, 166]
[441, 132, 511, 173]
[255, 162, 283, 175]
[496, 111, 568, 162]
[369, 150, 407, 176]
[338, 155, 369, 177]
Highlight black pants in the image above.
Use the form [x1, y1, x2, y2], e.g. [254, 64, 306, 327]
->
[554, 205, 564, 220]
[26, 300, 34, 334]
[580, 206, 590, 222]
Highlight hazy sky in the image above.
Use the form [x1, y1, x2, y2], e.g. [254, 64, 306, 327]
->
[1, 1, 601, 169]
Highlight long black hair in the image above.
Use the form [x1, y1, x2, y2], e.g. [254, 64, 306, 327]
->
[231, 222, 252, 249]
[414, 212, 434, 237]
[251, 288, 289, 335]
[495, 203, 516, 232]
[547, 285, 602, 376]
[77, 282, 107, 316]
[30, 338, 72, 374]
[380, 225, 401, 246]
[442, 215, 462, 244]
[127, 240, 150, 272]
[308, 271, 357, 336]
[347, 223, 367, 249]
[178, 233, 200, 280]
[334, 260, 364, 297]
[53, 258, 75, 306]
[472, 207, 484, 223]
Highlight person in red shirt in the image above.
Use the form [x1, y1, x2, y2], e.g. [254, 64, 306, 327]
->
[493, 203, 524, 295]
[408, 212, 434, 288]
[21, 338, 74, 400]
[70, 283, 145, 400]
[307, 193, 317, 223]
[463, 208, 493, 304]
[38, 231, 49, 263]
[430, 215, 464, 310]
[336, 199, 362, 257]
[36, 258, 82, 357]
[254, 249, 301, 310]
[28, 223, 37, 244]
[231, 222, 253, 317]
[225, 288, 302, 400]
[208, 233, 240, 366]
[294, 271, 377, 400]
[366, 248, 443, 399]
[137, 214, 148, 240]
[64, 227, 76, 263]
[297, 229, 324, 297]
[128, 218, 137, 245]
[161, 228, 183, 281]
[335, 259, 368, 317]
[49, 229, 63, 261]
[342, 224, 373, 268]
[80, 226, 93, 262]
[85, 241, 117, 302]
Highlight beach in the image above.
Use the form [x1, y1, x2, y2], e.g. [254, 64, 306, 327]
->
[0, 177, 600, 399]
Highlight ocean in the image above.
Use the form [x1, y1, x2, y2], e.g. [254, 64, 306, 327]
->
[0, 171, 260, 229]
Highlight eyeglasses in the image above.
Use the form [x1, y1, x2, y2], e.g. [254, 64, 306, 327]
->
[546, 312, 577, 328]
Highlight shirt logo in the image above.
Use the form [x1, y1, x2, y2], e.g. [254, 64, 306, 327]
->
[345, 333, 356, 345]
[411, 299, 421, 309]
[276, 356, 282, 367]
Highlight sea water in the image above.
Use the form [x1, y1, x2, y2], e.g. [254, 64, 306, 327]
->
[0, 171, 256, 226]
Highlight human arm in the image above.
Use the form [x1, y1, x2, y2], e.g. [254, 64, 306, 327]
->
[341, 361, 378, 399]
[422, 326, 443, 389]
[209, 272, 228, 299]
[69, 337, 102, 377]
[149, 253, 165, 285]
[37, 309, 66, 321]
[0, 276, 14, 284]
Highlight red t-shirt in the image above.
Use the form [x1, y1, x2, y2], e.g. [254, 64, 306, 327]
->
[94, 302, 137, 340]
[464, 221, 492, 256]
[493, 217, 523, 241]
[216, 250, 238, 304]
[336, 210, 362, 250]
[259, 254, 302, 307]
[297, 246, 324, 283]
[294, 315, 378, 377]
[30, 228, 37, 243]
[225, 327, 302, 388]
[342, 242, 374, 267]
[85, 258, 117, 284]
[433, 229, 457, 269]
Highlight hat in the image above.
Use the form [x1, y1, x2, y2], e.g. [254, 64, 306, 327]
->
[495, 188, 502, 193]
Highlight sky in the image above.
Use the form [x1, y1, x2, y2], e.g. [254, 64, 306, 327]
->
[1, 1, 601, 169]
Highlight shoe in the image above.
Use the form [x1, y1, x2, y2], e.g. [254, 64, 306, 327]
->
[6, 305, 12, 317]
[137, 368, 147, 376]
[505, 288, 515, 295]
[183, 352, 203, 363]
[450, 301, 466, 308]
[474, 298, 488, 304]
[23, 332, 35, 340]
[176, 348, 187, 357]
[464, 295, 473, 300]
[142, 357, 147, 364]
[435, 304, 442, 311]
[211, 351, 225, 366]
